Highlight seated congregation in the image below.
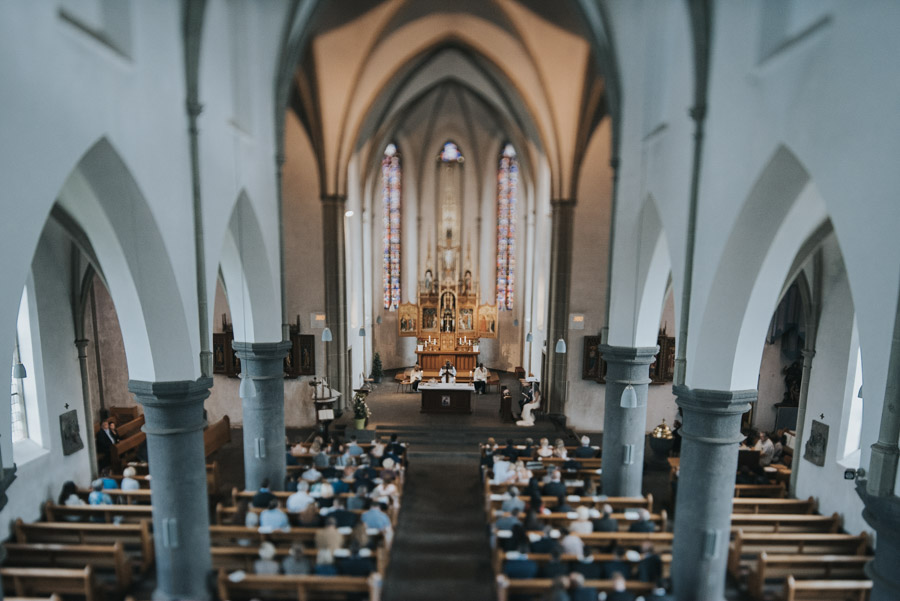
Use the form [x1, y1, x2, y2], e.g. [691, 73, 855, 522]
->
[3, 425, 407, 601]
[482, 433, 873, 601]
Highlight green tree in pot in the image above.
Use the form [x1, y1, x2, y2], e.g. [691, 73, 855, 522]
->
[352, 391, 371, 430]
[370, 352, 384, 383]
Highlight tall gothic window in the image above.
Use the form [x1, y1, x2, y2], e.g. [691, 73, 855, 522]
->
[382, 143, 402, 310]
[496, 144, 518, 310]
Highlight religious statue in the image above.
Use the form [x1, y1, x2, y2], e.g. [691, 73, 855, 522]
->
[424, 269, 433, 293]
[463, 270, 472, 295]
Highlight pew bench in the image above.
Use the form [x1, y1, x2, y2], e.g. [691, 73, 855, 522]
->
[209, 525, 385, 548]
[496, 575, 654, 601]
[3, 542, 132, 592]
[115, 460, 222, 494]
[494, 550, 673, 579]
[76, 488, 153, 505]
[1, 567, 96, 601]
[731, 497, 817, 514]
[730, 513, 842, 534]
[14, 518, 154, 574]
[728, 529, 869, 579]
[783, 575, 872, 601]
[43, 502, 153, 524]
[748, 553, 868, 601]
[216, 502, 373, 527]
[486, 493, 653, 513]
[216, 569, 382, 601]
[507, 510, 667, 532]
[734, 483, 787, 498]
[572, 532, 675, 552]
[212, 545, 388, 576]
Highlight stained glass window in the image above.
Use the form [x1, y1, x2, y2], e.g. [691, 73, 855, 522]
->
[440, 141, 463, 163]
[496, 144, 518, 310]
[382, 144, 402, 310]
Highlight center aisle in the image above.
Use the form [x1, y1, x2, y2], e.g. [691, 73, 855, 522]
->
[382, 446, 496, 601]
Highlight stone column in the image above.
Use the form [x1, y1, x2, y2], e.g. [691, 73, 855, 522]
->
[322, 194, 348, 411]
[857, 483, 900, 601]
[671, 385, 756, 601]
[545, 197, 576, 421]
[129, 378, 213, 601]
[233, 340, 292, 491]
[600, 345, 659, 497]
[789, 348, 815, 495]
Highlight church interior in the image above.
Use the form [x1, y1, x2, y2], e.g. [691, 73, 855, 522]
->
[2, 1, 900, 600]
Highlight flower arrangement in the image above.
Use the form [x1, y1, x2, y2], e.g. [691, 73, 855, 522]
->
[352, 392, 371, 420]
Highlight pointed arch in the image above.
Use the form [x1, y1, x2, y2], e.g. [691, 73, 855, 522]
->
[632, 194, 673, 346]
[218, 191, 281, 342]
[56, 138, 196, 382]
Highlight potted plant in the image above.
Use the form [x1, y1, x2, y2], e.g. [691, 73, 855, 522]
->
[352, 391, 371, 430]
[370, 352, 384, 383]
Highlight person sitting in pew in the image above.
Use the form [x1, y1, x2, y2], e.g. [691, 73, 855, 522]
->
[282, 542, 311, 575]
[570, 506, 593, 535]
[519, 437, 535, 460]
[579, 477, 598, 497]
[559, 527, 584, 559]
[88, 480, 113, 506]
[530, 527, 559, 554]
[605, 572, 636, 601]
[542, 471, 567, 498]
[370, 474, 399, 507]
[351, 520, 370, 550]
[347, 486, 369, 511]
[326, 498, 358, 528]
[524, 508, 546, 532]
[387, 433, 405, 458]
[315, 517, 342, 568]
[502, 438, 519, 459]
[636, 542, 662, 584]
[571, 549, 604, 579]
[553, 439, 569, 459]
[502, 486, 526, 514]
[628, 508, 656, 533]
[592, 504, 619, 533]
[99, 467, 118, 490]
[120, 466, 140, 491]
[231, 500, 258, 538]
[298, 500, 321, 527]
[254, 541, 280, 575]
[536, 437, 554, 458]
[361, 502, 392, 533]
[496, 507, 523, 531]
[336, 541, 376, 576]
[313, 448, 331, 469]
[503, 543, 539, 579]
[568, 572, 598, 601]
[58, 481, 86, 520]
[286, 480, 315, 513]
[301, 464, 323, 483]
[541, 546, 569, 579]
[573, 436, 597, 459]
[251, 479, 276, 508]
[260, 499, 290, 531]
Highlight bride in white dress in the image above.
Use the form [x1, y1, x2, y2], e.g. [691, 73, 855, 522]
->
[516, 384, 541, 427]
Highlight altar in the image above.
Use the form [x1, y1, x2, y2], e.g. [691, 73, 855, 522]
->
[415, 349, 479, 378]
[419, 382, 474, 414]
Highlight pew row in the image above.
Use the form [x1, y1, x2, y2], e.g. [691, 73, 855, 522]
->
[728, 529, 869, 579]
[496, 575, 653, 601]
[731, 497, 817, 514]
[43, 502, 152, 524]
[212, 546, 388, 576]
[1, 567, 96, 601]
[209, 525, 384, 547]
[494, 550, 673, 580]
[734, 483, 787, 498]
[747, 553, 868, 601]
[13, 518, 154, 574]
[729, 513, 842, 534]
[3, 542, 132, 592]
[783, 575, 871, 601]
[216, 570, 382, 601]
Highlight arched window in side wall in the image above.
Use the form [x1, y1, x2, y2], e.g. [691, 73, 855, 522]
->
[842, 347, 864, 462]
[10, 342, 27, 443]
[496, 144, 518, 310]
[382, 143, 402, 310]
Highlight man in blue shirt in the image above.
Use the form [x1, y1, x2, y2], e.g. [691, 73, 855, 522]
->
[361, 502, 391, 531]
[259, 499, 290, 530]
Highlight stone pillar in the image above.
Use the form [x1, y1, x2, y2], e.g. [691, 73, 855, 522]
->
[671, 385, 756, 601]
[322, 194, 348, 411]
[600, 345, 659, 497]
[789, 348, 815, 495]
[545, 197, 576, 421]
[129, 378, 213, 601]
[857, 483, 900, 601]
[233, 340, 291, 491]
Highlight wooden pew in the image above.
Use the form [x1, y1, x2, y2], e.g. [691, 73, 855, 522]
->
[487, 493, 653, 513]
[6, 596, 61, 601]
[109, 431, 146, 473]
[496, 575, 653, 601]
[204, 415, 231, 458]
[76, 488, 153, 505]
[730, 513, 842, 534]
[783, 575, 871, 601]
[209, 525, 384, 548]
[116, 414, 145, 439]
[216, 502, 368, 526]
[216, 569, 381, 601]
[212, 545, 388, 576]
[109, 406, 141, 423]
[748, 553, 868, 600]
[573, 532, 675, 552]
[3, 542, 132, 592]
[43, 502, 153, 524]
[495, 550, 673, 579]
[1, 567, 96, 601]
[728, 529, 869, 579]
[14, 518, 154, 574]
[114, 461, 222, 494]
[505, 511, 667, 533]
[731, 497, 817, 514]
[734, 483, 787, 498]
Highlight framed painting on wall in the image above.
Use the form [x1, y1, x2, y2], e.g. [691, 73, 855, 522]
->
[398, 303, 418, 337]
[476, 304, 498, 338]
[420, 305, 439, 333]
[582, 335, 601, 380]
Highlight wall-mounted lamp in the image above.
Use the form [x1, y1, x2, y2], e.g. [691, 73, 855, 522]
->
[322, 327, 333, 342]
[358, 327, 366, 337]
[513, 319, 519, 327]
[555, 338, 566, 354]
[239, 373, 257, 398]
[344, 210, 354, 218]
[12, 359, 26, 380]
[620, 384, 638, 408]
[525, 332, 533, 343]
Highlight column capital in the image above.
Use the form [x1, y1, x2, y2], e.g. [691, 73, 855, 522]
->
[856, 481, 900, 599]
[233, 340, 293, 381]
[801, 348, 817, 360]
[550, 197, 576, 208]
[128, 378, 212, 436]
[600, 344, 660, 366]
[674, 385, 756, 415]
